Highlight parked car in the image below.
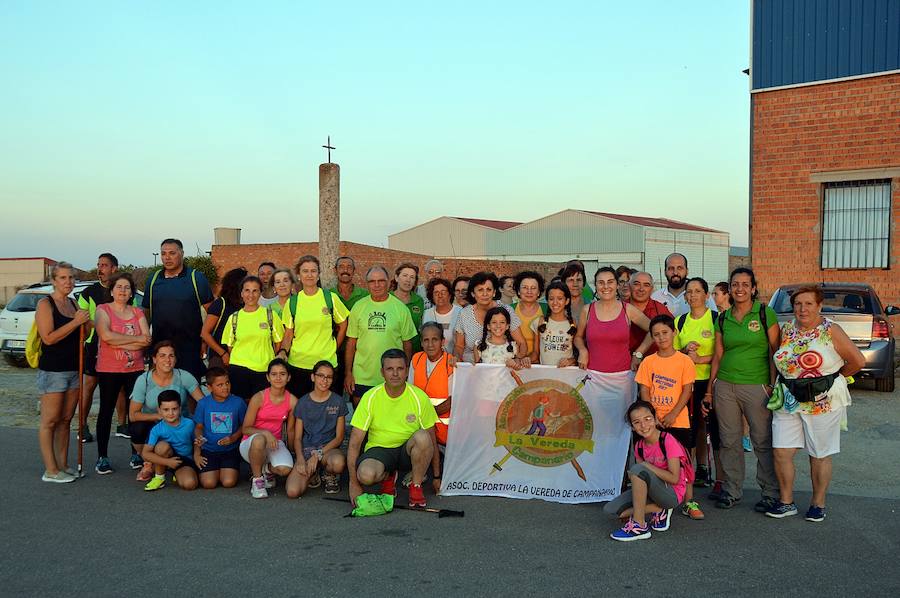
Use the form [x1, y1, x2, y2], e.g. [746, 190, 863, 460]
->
[0, 282, 143, 367]
[769, 283, 899, 393]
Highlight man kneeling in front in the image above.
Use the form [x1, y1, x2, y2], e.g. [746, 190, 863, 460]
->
[348, 348, 438, 508]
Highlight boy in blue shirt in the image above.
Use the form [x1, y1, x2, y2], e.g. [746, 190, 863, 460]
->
[193, 367, 247, 489]
[142, 390, 199, 491]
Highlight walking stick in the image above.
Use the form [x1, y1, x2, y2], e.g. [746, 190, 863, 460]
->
[77, 324, 85, 477]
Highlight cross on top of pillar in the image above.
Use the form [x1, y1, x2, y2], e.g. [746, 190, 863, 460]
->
[322, 136, 335, 163]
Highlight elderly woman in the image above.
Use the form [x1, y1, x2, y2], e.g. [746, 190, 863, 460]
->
[560, 264, 588, 325]
[765, 285, 864, 521]
[453, 272, 528, 365]
[512, 271, 546, 356]
[201, 267, 247, 371]
[35, 261, 90, 483]
[422, 277, 461, 352]
[452, 276, 471, 308]
[268, 267, 297, 317]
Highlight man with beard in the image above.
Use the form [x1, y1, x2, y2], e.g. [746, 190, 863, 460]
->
[328, 256, 369, 396]
[651, 253, 716, 317]
[629, 271, 671, 355]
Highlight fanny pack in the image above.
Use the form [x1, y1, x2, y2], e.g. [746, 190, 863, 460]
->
[781, 372, 839, 403]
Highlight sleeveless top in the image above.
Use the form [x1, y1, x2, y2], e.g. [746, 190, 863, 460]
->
[773, 318, 851, 414]
[96, 303, 145, 373]
[585, 302, 631, 373]
[244, 388, 293, 441]
[39, 297, 79, 372]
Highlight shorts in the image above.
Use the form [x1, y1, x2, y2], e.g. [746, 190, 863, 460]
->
[352, 384, 374, 400]
[37, 370, 79, 395]
[357, 445, 412, 473]
[129, 420, 156, 445]
[772, 407, 843, 458]
[666, 426, 696, 450]
[83, 341, 98, 377]
[286, 365, 314, 400]
[228, 365, 269, 402]
[239, 435, 294, 469]
[170, 455, 200, 473]
[199, 447, 241, 473]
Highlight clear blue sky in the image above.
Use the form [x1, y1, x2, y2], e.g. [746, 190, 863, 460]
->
[0, 1, 751, 269]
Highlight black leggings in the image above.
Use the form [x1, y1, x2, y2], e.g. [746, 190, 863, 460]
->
[96, 371, 140, 459]
[228, 365, 268, 402]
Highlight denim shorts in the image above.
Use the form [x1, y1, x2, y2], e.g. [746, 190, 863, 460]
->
[36, 370, 79, 395]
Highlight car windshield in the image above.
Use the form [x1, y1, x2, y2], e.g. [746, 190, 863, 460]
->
[772, 289, 875, 315]
[5, 293, 48, 312]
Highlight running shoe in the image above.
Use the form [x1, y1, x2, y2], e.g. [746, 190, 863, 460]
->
[264, 472, 276, 489]
[681, 501, 705, 520]
[144, 475, 166, 491]
[80, 425, 94, 444]
[408, 483, 426, 508]
[693, 464, 710, 487]
[115, 424, 131, 439]
[323, 472, 340, 494]
[136, 462, 154, 482]
[765, 501, 798, 518]
[129, 454, 143, 470]
[65, 467, 84, 479]
[805, 505, 826, 522]
[380, 471, 398, 497]
[610, 518, 651, 542]
[308, 470, 321, 489]
[41, 470, 76, 483]
[715, 492, 741, 509]
[251, 476, 268, 499]
[650, 508, 673, 531]
[755, 496, 778, 513]
[94, 457, 113, 475]
[708, 480, 724, 502]
[742, 436, 752, 452]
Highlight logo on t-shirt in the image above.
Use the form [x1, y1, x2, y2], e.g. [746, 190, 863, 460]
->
[210, 412, 233, 434]
[405, 413, 416, 423]
[368, 311, 386, 331]
[701, 330, 713, 338]
[259, 322, 269, 330]
[748, 320, 761, 332]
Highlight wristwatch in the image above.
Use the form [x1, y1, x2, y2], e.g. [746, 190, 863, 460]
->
[633, 351, 644, 360]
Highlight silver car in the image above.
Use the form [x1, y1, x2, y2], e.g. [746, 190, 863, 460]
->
[768, 283, 898, 393]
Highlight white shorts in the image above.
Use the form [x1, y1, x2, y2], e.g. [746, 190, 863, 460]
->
[772, 407, 843, 458]
[239, 435, 294, 469]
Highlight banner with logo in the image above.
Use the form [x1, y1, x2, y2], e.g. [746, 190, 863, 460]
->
[440, 364, 634, 504]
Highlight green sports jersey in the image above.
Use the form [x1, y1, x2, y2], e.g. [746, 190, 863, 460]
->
[716, 302, 778, 385]
[328, 285, 369, 312]
[392, 291, 425, 353]
[347, 295, 416, 386]
[674, 309, 717, 381]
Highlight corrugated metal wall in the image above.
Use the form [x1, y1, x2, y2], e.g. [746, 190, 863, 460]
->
[388, 217, 488, 257]
[487, 210, 644, 256]
[644, 229, 730, 289]
[752, 0, 900, 90]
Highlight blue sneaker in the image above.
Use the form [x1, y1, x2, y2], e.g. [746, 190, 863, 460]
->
[610, 518, 651, 542]
[650, 508, 673, 531]
[805, 505, 826, 522]
[129, 454, 143, 470]
[742, 436, 752, 452]
[765, 501, 798, 518]
[94, 457, 113, 475]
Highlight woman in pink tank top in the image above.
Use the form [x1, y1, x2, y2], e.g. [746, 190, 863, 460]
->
[240, 359, 298, 498]
[575, 267, 653, 373]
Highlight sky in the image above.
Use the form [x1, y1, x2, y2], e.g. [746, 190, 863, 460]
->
[0, 1, 752, 269]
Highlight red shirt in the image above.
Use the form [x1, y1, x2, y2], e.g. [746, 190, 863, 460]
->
[628, 299, 671, 355]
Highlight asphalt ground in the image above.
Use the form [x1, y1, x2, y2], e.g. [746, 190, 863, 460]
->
[1, 369, 898, 597]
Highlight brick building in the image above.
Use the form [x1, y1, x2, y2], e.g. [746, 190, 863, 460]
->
[750, 0, 900, 309]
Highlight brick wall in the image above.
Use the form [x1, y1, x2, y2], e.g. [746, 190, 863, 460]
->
[751, 73, 900, 308]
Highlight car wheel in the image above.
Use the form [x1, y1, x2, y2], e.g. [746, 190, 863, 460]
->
[874, 375, 895, 393]
[3, 354, 28, 368]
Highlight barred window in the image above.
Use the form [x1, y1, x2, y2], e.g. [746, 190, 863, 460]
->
[821, 180, 891, 269]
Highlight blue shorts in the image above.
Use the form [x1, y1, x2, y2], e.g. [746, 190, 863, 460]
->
[37, 370, 79, 395]
[199, 447, 241, 473]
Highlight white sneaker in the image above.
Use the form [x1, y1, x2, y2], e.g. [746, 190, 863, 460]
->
[264, 472, 276, 489]
[250, 476, 268, 499]
[42, 471, 76, 483]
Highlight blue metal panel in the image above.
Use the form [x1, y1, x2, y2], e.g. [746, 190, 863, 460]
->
[752, 0, 900, 89]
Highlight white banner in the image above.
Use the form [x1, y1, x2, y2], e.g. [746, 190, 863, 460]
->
[440, 364, 634, 504]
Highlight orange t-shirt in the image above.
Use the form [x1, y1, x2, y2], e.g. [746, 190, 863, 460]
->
[635, 351, 696, 429]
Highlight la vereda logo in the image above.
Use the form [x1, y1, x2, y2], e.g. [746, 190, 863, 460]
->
[367, 311, 387, 331]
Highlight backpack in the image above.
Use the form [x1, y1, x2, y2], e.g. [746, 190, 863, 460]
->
[636, 431, 696, 485]
[288, 289, 338, 338]
[676, 309, 718, 333]
[147, 267, 202, 323]
[229, 306, 275, 350]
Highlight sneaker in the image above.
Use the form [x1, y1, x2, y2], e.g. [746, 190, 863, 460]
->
[136, 462, 154, 482]
[264, 472, 276, 489]
[805, 505, 826, 522]
[129, 454, 143, 470]
[41, 470, 76, 483]
[323, 472, 340, 494]
[115, 424, 131, 439]
[755, 496, 778, 513]
[144, 475, 166, 491]
[708, 480, 724, 502]
[251, 476, 268, 499]
[610, 518, 652, 542]
[742, 436, 752, 452]
[380, 471, 398, 497]
[408, 483, 426, 508]
[693, 464, 710, 487]
[80, 425, 93, 444]
[308, 470, 321, 489]
[650, 508, 673, 531]
[94, 457, 113, 475]
[715, 492, 741, 509]
[765, 501, 798, 518]
[681, 501, 705, 520]
[65, 467, 84, 479]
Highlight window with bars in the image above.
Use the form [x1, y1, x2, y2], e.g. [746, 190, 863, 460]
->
[821, 179, 891, 269]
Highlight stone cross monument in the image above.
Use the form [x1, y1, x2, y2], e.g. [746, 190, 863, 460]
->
[319, 136, 339, 289]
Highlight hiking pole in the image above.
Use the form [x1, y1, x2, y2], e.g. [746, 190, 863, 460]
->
[323, 497, 465, 518]
[77, 324, 85, 477]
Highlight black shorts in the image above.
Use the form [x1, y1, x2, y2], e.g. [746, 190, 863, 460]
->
[691, 379, 709, 434]
[129, 420, 156, 445]
[352, 384, 374, 400]
[667, 427, 696, 450]
[286, 365, 314, 399]
[228, 365, 268, 402]
[83, 341, 98, 377]
[357, 445, 412, 474]
[170, 455, 200, 473]
[199, 447, 241, 473]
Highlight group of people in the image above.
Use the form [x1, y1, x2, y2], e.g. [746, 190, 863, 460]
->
[34, 242, 865, 529]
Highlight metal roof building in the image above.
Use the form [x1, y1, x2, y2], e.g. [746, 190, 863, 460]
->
[388, 210, 730, 286]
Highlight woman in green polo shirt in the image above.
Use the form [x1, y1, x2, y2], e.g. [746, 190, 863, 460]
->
[707, 267, 781, 512]
[390, 262, 425, 353]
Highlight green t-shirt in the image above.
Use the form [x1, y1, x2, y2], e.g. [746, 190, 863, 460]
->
[351, 383, 438, 451]
[392, 291, 425, 353]
[674, 309, 717, 381]
[347, 295, 417, 386]
[716, 302, 778, 385]
[327, 285, 369, 312]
